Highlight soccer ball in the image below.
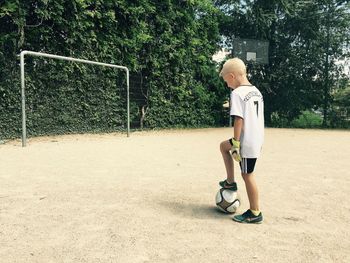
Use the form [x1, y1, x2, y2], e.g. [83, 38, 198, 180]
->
[215, 188, 240, 213]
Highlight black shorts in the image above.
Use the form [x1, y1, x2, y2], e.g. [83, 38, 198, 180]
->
[239, 158, 257, 174]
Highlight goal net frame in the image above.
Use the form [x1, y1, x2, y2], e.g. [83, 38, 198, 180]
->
[19, 50, 130, 147]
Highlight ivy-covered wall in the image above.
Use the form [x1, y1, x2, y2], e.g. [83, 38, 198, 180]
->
[0, 0, 227, 140]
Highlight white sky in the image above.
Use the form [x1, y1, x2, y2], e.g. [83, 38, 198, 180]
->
[212, 49, 230, 63]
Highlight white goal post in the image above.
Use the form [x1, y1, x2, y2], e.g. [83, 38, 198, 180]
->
[19, 50, 130, 147]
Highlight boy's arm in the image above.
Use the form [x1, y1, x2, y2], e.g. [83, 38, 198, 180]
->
[229, 116, 243, 162]
[233, 116, 243, 140]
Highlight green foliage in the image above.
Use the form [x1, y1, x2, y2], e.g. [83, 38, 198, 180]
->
[331, 83, 350, 128]
[334, 84, 350, 109]
[0, 0, 225, 140]
[271, 110, 323, 128]
[291, 111, 323, 128]
[23, 60, 128, 136]
[215, 0, 350, 128]
[2, 0, 348, 140]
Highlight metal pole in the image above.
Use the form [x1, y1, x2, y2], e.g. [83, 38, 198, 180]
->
[19, 50, 130, 146]
[20, 52, 26, 147]
[21, 51, 128, 72]
[126, 68, 130, 137]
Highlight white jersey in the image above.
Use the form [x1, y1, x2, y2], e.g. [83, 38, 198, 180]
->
[230, 85, 264, 158]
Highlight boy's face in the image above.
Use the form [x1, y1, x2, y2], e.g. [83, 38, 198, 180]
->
[222, 73, 237, 89]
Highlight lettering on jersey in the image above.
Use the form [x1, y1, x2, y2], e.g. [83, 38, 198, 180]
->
[243, 91, 263, 102]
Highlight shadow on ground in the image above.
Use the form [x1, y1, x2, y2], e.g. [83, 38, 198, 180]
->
[157, 200, 231, 220]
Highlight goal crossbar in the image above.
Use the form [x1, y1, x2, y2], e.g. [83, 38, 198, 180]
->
[20, 50, 130, 147]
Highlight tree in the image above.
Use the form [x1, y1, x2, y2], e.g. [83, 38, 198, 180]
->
[215, 0, 350, 127]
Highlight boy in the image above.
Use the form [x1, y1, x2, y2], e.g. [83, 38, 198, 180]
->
[219, 58, 264, 224]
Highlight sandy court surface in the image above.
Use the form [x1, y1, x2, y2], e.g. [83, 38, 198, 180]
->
[0, 128, 350, 263]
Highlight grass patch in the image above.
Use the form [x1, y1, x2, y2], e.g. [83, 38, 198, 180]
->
[290, 110, 323, 128]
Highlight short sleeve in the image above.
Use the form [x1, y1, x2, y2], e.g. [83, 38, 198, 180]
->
[230, 91, 244, 118]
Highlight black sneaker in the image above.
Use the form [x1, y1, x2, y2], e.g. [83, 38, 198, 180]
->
[232, 209, 263, 224]
[219, 180, 237, 191]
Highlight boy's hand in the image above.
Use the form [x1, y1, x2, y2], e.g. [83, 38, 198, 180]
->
[230, 138, 241, 162]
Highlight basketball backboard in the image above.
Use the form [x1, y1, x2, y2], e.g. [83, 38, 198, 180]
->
[232, 38, 269, 64]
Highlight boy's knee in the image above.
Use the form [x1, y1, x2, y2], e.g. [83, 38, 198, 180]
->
[241, 172, 254, 181]
[220, 140, 230, 153]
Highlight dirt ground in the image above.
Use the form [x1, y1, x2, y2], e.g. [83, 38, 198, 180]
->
[0, 128, 349, 263]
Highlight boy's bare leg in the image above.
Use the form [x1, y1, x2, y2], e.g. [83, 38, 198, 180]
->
[242, 173, 259, 211]
[220, 140, 234, 183]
